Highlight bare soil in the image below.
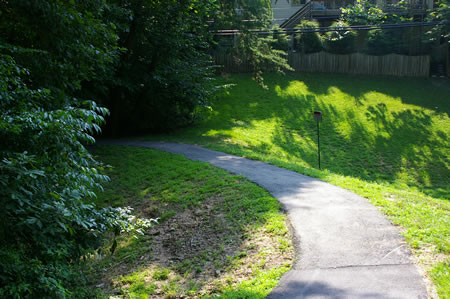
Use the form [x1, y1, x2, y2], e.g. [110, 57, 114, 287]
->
[93, 194, 293, 298]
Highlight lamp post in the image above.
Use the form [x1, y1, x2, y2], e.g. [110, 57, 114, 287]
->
[313, 111, 322, 169]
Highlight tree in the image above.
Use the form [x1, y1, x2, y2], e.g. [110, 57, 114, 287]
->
[341, 0, 432, 55]
[0, 2, 151, 296]
[211, 0, 292, 87]
[341, 0, 385, 26]
[95, 0, 292, 135]
[427, 0, 450, 45]
[88, 0, 218, 135]
[0, 0, 118, 99]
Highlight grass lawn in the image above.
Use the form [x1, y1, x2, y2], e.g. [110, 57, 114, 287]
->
[143, 73, 450, 297]
[88, 146, 293, 298]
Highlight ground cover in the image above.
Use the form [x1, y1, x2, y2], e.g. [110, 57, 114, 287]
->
[87, 146, 293, 298]
[144, 73, 450, 297]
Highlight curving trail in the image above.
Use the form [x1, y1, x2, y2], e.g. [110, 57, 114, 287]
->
[98, 140, 428, 299]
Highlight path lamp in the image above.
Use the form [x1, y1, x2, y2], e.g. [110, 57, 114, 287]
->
[313, 111, 322, 169]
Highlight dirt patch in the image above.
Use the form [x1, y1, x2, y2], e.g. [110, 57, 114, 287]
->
[93, 194, 293, 298]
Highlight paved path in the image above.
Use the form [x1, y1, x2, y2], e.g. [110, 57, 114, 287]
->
[99, 140, 428, 298]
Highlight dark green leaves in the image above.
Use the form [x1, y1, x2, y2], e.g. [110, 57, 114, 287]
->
[0, 56, 152, 297]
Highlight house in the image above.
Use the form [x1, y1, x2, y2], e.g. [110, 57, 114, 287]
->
[271, 0, 435, 28]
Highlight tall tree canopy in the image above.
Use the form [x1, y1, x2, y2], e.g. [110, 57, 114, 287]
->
[98, 0, 217, 135]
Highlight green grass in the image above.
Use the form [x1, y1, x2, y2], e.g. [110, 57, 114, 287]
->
[431, 261, 450, 299]
[88, 146, 292, 298]
[142, 73, 449, 296]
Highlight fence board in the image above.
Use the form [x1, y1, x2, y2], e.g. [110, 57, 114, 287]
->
[213, 51, 430, 77]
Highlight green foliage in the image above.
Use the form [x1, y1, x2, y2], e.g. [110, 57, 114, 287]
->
[234, 33, 293, 88]
[0, 0, 221, 136]
[0, 0, 292, 295]
[153, 268, 170, 281]
[323, 20, 356, 54]
[340, 0, 432, 55]
[0, 51, 150, 299]
[211, 0, 292, 87]
[365, 29, 405, 55]
[342, 0, 412, 25]
[0, 56, 147, 297]
[427, 0, 450, 45]
[341, 0, 385, 25]
[431, 261, 450, 299]
[99, 0, 218, 135]
[365, 28, 430, 56]
[294, 20, 323, 54]
[271, 26, 290, 52]
[0, 0, 118, 96]
[0, 0, 292, 136]
[382, 1, 413, 24]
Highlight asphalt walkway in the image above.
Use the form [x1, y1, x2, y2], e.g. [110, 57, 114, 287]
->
[99, 140, 428, 298]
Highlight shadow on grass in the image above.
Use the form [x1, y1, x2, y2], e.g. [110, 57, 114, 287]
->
[162, 73, 449, 199]
[88, 145, 292, 298]
[276, 73, 450, 112]
[93, 197, 285, 298]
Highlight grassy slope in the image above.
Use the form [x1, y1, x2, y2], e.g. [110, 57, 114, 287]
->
[144, 73, 450, 297]
[89, 146, 292, 298]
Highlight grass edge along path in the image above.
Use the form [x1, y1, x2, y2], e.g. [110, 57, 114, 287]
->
[142, 73, 449, 298]
[87, 146, 293, 298]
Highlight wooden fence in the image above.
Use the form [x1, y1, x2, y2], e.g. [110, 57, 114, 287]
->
[213, 51, 430, 77]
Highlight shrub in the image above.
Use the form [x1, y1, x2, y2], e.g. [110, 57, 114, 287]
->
[0, 56, 152, 297]
[365, 28, 410, 55]
[323, 20, 356, 54]
[365, 29, 395, 55]
[294, 20, 323, 54]
[272, 26, 290, 52]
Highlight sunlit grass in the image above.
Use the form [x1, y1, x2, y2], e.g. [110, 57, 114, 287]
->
[88, 146, 292, 298]
[143, 73, 449, 296]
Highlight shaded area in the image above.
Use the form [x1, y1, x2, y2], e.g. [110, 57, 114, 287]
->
[269, 264, 429, 299]
[87, 145, 292, 298]
[269, 281, 385, 299]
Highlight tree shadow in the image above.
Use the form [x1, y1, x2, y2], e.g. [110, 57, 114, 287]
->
[171, 73, 449, 199]
[279, 72, 450, 112]
[268, 280, 399, 299]
[88, 145, 292, 297]
[272, 84, 448, 197]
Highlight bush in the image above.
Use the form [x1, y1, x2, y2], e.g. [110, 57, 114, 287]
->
[272, 26, 290, 52]
[0, 56, 152, 297]
[365, 29, 396, 55]
[365, 28, 411, 55]
[323, 20, 356, 54]
[294, 20, 323, 54]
